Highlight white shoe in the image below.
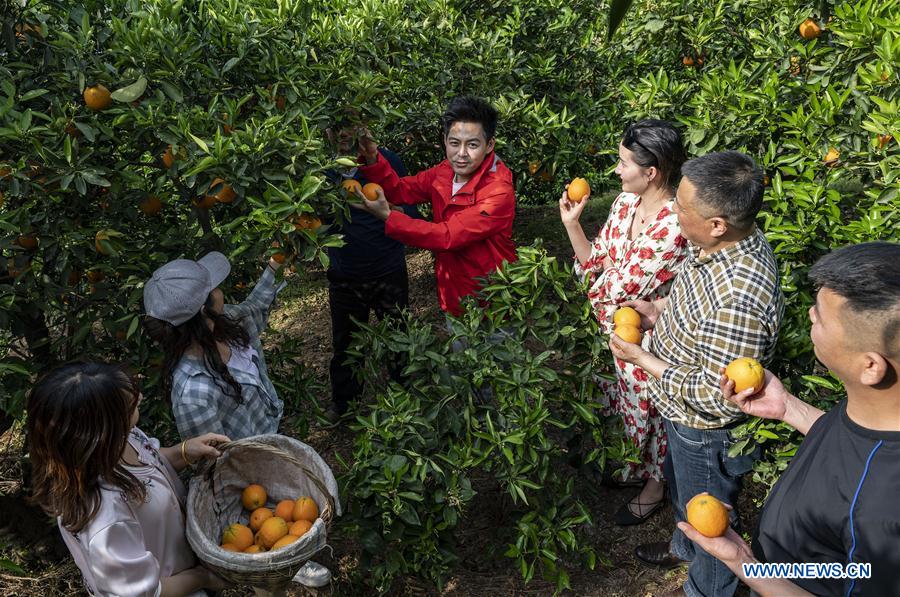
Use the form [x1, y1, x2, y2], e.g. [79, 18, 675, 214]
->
[292, 560, 332, 587]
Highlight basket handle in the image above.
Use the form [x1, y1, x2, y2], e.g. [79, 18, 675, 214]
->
[199, 438, 336, 522]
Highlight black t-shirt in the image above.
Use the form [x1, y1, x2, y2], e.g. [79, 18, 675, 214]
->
[753, 399, 900, 596]
[326, 148, 420, 280]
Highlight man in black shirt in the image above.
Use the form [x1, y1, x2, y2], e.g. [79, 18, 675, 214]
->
[324, 121, 419, 420]
[677, 242, 900, 596]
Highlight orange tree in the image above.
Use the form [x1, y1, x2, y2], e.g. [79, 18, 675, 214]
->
[0, 0, 353, 432]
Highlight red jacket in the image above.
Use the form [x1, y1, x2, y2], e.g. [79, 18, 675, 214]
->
[360, 151, 517, 315]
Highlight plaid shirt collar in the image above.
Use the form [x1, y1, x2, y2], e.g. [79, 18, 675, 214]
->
[687, 226, 764, 268]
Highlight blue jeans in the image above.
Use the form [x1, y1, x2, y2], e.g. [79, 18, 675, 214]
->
[663, 418, 758, 597]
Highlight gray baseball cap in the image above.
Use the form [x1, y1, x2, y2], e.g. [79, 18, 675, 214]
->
[143, 252, 231, 326]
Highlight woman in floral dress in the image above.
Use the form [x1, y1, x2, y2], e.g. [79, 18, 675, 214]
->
[559, 120, 688, 525]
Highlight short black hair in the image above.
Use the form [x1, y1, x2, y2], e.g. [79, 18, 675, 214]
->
[810, 243, 900, 312]
[440, 96, 498, 141]
[681, 151, 764, 230]
[810, 242, 900, 357]
[621, 120, 687, 188]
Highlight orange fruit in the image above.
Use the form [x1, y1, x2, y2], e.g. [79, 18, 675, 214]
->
[682, 55, 695, 67]
[293, 214, 322, 231]
[221, 523, 254, 551]
[362, 182, 382, 201]
[823, 147, 840, 166]
[207, 178, 236, 203]
[292, 496, 319, 523]
[221, 543, 240, 552]
[539, 168, 553, 182]
[271, 534, 300, 550]
[139, 195, 163, 216]
[95, 231, 111, 255]
[256, 517, 289, 549]
[162, 145, 176, 168]
[244, 544, 265, 553]
[242, 484, 267, 510]
[342, 179, 362, 198]
[274, 499, 295, 522]
[613, 306, 641, 328]
[724, 357, 765, 395]
[614, 324, 642, 345]
[527, 160, 540, 176]
[798, 18, 821, 40]
[249, 507, 274, 532]
[686, 494, 729, 538]
[86, 269, 105, 283]
[290, 519, 312, 537]
[194, 194, 217, 209]
[83, 84, 112, 111]
[877, 134, 893, 149]
[16, 234, 38, 250]
[567, 177, 590, 203]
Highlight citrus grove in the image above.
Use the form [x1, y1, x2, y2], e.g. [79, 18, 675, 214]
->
[0, 0, 898, 594]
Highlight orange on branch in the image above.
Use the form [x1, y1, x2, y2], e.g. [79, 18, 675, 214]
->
[207, 178, 236, 203]
[799, 18, 821, 40]
[342, 179, 362, 198]
[139, 195, 163, 216]
[83, 84, 112, 111]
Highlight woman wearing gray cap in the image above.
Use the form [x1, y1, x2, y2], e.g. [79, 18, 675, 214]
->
[143, 252, 286, 443]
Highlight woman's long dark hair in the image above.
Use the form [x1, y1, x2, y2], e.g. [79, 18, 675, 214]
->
[27, 361, 145, 533]
[621, 119, 687, 189]
[143, 293, 250, 404]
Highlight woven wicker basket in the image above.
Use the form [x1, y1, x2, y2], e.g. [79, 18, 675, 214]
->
[186, 434, 341, 590]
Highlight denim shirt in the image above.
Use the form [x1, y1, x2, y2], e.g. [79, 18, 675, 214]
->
[169, 267, 285, 441]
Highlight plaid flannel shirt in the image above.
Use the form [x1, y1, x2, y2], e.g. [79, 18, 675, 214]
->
[646, 228, 784, 429]
[170, 267, 286, 441]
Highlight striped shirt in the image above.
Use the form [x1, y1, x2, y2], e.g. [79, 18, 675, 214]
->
[646, 228, 784, 429]
[170, 267, 285, 441]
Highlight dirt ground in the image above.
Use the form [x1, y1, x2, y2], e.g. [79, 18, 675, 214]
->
[0, 204, 759, 596]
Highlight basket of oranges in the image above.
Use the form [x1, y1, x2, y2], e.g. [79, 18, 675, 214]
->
[185, 434, 341, 589]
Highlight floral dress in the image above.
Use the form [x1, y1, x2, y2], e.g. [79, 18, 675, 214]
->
[574, 192, 687, 482]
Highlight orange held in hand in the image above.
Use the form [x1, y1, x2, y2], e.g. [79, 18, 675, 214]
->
[222, 523, 254, 551]
[342, 179, 362, 198]
[686, 494, 729, 538]
[242, 484, 267, 510]
[724, 357, 765, 394]
[613, 306, 641, 328]
[567, 177, 591, 203]
[362, 182, 382, 201]
[292, 496, 319, 522]
[614, 324, 642, 345]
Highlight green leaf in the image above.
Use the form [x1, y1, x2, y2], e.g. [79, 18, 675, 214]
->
[110, 76, 148, 102]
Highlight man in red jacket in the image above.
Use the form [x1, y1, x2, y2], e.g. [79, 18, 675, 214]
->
[351, 96, 517, 316]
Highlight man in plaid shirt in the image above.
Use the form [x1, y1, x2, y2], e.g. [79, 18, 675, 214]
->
[610, 151, 784, 597]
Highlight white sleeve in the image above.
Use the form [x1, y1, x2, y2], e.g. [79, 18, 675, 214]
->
[87, 520, 162, 597]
